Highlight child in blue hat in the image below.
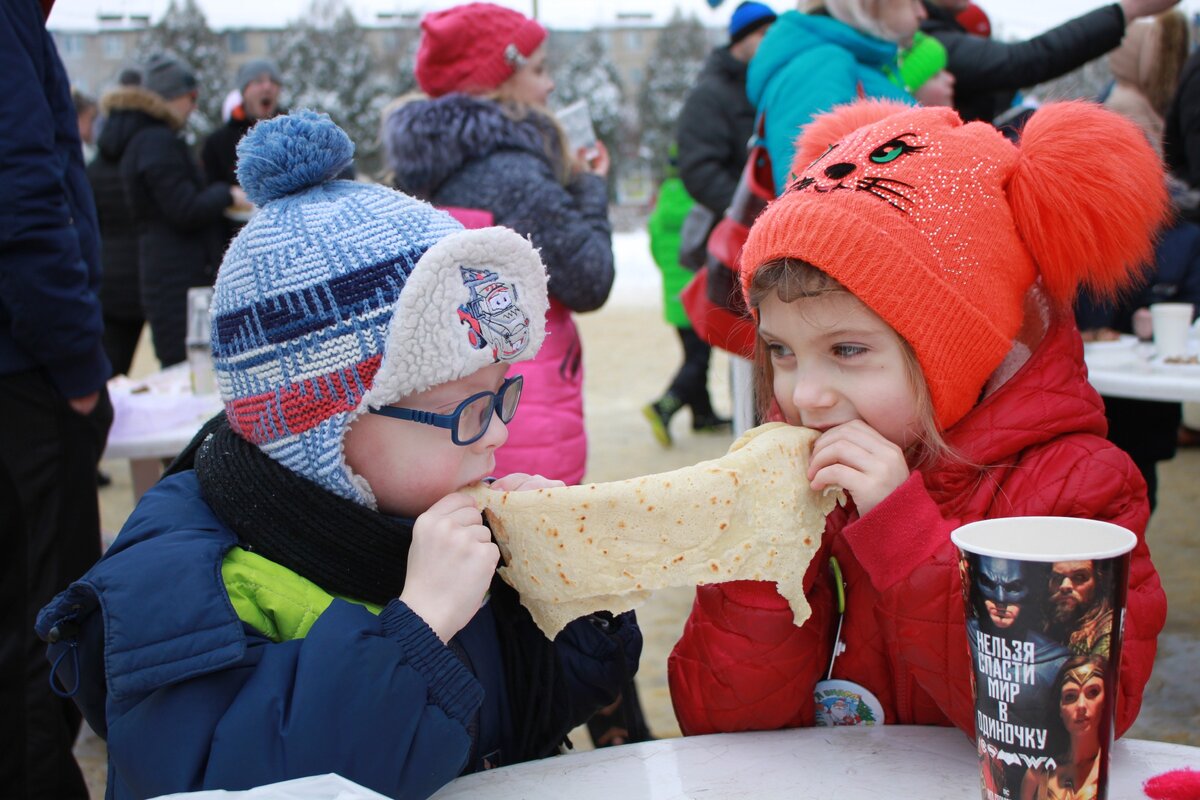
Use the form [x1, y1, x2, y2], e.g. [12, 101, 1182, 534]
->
[38, 111, 641, 800]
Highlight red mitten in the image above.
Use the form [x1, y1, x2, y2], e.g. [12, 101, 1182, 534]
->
[1144, 768, 1200, 800]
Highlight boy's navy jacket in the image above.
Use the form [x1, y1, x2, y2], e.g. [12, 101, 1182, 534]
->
[37, 472, 641, 799]
[0, 0, 110, 396]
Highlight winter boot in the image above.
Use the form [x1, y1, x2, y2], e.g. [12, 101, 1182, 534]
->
[642, 393, 683, 447]
[691, 411, 732, 434]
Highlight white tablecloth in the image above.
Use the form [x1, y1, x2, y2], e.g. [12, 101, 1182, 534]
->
[1083, 334, 1200, 403]
[430, 727, 1198, 800]
[103, 363, 222, 461]
[152, 773, 387, 799]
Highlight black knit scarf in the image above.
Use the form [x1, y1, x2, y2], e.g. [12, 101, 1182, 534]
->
[167, 414, 569, 763]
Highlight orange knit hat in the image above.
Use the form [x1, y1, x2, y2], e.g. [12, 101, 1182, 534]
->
[740, 100, 1169, 429]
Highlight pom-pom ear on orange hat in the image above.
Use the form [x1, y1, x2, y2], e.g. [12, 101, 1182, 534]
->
[792, 100, 920, 174]
[1008, 101, 1169, 304]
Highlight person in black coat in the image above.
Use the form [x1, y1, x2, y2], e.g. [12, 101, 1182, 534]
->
[89, 85, 152, 375]
[1075, 205, 1200, 510]
[1, 0, 113, 793]
[676, 1, 775, 218]
[921, 0, 1181, 123]
[120, 56, 239, 367]
[647, 2, 773, 441]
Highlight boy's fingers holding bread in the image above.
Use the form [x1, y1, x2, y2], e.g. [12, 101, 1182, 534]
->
[489, 473, 566, 492]
[405, 501, 500, 642]
[426, 491, 479, 514]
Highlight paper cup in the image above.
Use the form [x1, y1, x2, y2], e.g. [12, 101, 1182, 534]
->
[556, 100, 597, 156]
[1149, 302, 1194, 359]
[951, 517, 1135, 800]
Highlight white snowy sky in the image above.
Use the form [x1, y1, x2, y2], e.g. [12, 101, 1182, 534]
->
[44, 0, 1200, 36]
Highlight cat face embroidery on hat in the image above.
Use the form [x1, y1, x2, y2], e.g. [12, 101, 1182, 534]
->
[739, 103, 1037, 428]
[365, 226, 549, 407]
[782, 105, 1016, 246]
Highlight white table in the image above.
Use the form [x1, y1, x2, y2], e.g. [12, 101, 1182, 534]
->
[104, 363, 222, 499]
[430, 726, 1198, 799]
[1083, 334, 1200, 403]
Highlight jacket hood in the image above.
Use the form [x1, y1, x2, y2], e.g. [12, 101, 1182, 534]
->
[383, 93, 560, 198]
[1109, 13, 1189, 117]
[933, 292, 1107, 503]
[748, 10, 898, 107]
[97, 86, 182, 161]
[701, 46, 748, 84]
[35, 473, 245, 724]
[1110, 21, 1157, 95]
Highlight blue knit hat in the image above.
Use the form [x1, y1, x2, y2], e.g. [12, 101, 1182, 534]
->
[728, 2, 776, 44]
[212, 110, 549, 507]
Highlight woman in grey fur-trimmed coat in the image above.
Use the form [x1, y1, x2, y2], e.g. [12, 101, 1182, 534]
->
[384, 7, 615, 486]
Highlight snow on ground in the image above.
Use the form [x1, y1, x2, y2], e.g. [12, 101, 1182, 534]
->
[610, 229, 663, 310]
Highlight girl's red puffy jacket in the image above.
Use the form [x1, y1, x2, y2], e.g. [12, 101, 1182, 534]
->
[668, 301, 1166, 737]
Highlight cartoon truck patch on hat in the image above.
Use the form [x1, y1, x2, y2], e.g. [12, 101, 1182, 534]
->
[457, 266, 531, 361]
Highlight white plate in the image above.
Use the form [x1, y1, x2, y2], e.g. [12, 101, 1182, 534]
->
[1084, 337, 1142, 368]
[1083, 335, 1139, 351]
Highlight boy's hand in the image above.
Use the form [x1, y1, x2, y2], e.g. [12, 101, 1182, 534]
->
[400, 492, 498, 644]
[807, 420, 910, 517]
[487, 473, 566, 492]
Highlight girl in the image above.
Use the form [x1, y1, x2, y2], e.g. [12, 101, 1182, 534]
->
[668, 100, 1167, 740]
[384, 2, 649, 749]
[383, 1, 613, 487]
[749, 0, 924, 192]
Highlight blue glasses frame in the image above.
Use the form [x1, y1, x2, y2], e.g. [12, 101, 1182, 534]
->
[368, 375, 523, 446]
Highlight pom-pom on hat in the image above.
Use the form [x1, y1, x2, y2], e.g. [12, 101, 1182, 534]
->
[740, 100, 1169, 429]
[729, 2, 777, 45]
[899, 32, 947, 93]
[215, 110, 549, 506]
[415, 2, 547, 98]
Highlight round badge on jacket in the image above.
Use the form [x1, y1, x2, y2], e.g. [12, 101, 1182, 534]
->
[813, 679, 886, 727]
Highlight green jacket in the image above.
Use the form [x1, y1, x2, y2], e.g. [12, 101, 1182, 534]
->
[647, 177, 696, 328]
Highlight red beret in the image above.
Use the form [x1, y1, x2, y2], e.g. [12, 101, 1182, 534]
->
[415, 2, 547, 98]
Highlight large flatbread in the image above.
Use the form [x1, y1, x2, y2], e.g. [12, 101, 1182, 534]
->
[463, 423, 840, 638]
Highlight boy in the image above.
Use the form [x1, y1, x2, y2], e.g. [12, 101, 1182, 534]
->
[38, 111, 641, 799]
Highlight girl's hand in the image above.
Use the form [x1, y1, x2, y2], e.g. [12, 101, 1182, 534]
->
[807, 420, 911, 516]
[575, 140, 610, 178]
[488, 472, 566, 492]
[401, 492, 499, 644]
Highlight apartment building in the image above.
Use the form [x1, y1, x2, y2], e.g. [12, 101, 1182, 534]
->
[50, 10, 717, 100]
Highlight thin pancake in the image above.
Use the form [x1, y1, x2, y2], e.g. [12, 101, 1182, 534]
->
[464, 423, 840, 638]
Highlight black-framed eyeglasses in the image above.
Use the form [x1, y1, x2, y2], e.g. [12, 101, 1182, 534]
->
[368, 375, 523, 446]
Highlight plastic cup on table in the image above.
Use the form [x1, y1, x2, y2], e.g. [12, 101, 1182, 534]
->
[951, 517, 1136, 800]
[1149, 302, 1194, 360]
